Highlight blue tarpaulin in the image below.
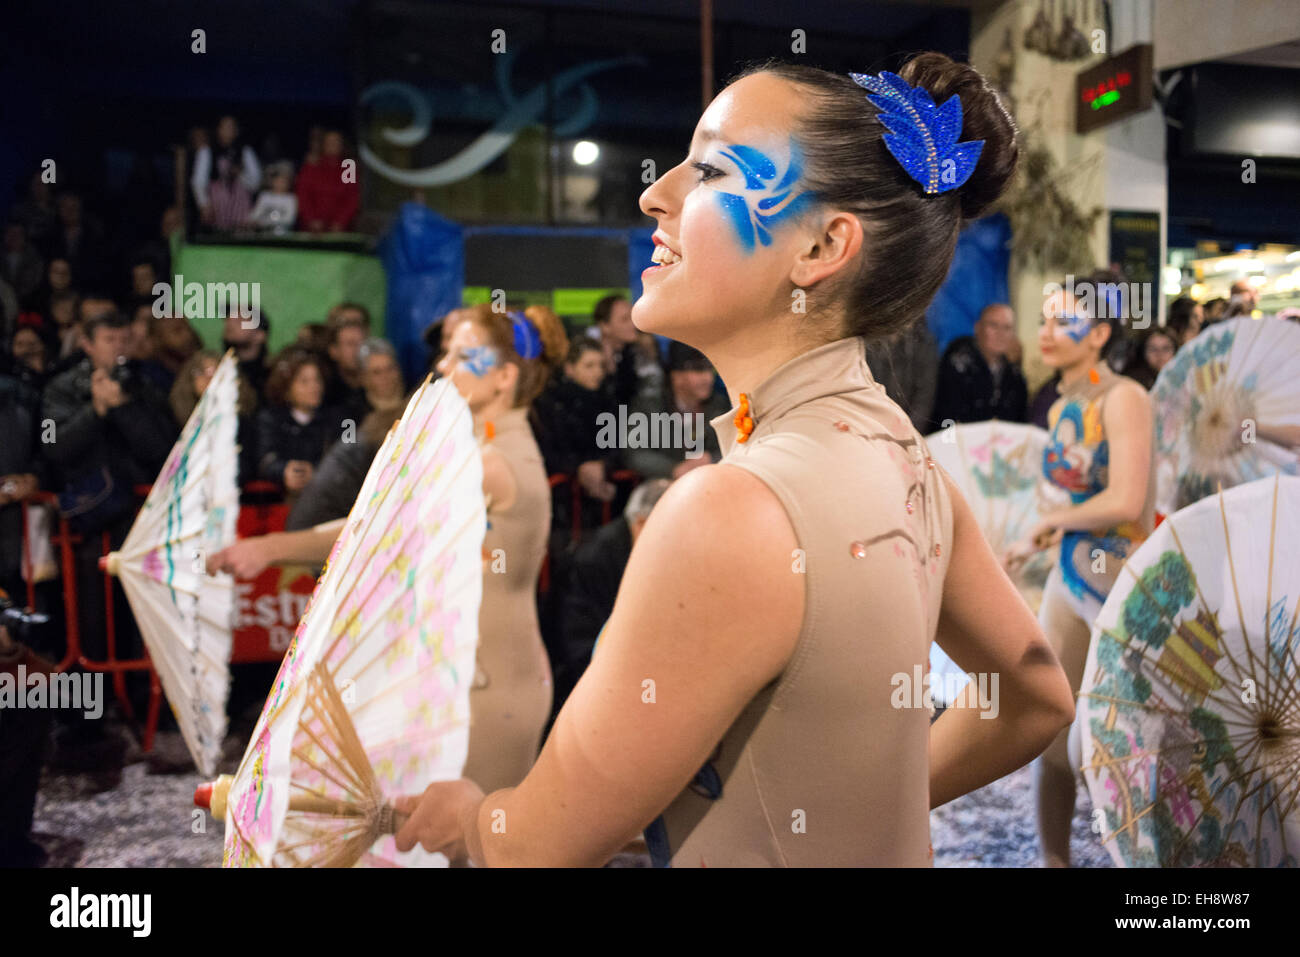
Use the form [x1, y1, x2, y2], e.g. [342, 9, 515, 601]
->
[925, 213, 1012, 355]
[378, 203, 465, 384]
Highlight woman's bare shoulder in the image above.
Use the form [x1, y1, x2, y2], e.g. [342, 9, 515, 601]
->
[624, 463, 802, 676]
[649, 461, 794, 540]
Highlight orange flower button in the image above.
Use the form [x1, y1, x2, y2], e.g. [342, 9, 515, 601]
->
[734, 392, 755, 444]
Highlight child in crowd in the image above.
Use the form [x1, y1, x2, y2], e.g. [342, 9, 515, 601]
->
[247, 161, 298, 234]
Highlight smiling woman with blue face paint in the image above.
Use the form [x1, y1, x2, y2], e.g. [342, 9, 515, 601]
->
[394, 53, 1075, 867]
[1006, 285, 1155, 867]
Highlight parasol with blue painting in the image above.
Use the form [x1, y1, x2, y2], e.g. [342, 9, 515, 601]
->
[1151, 317, 1300, 516]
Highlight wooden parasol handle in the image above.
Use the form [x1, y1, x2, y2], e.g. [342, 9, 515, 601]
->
[284, 793, 408, 834]
[197, 776, 408, 834]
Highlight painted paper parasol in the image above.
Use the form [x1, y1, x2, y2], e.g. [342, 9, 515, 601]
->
[924, 420, 1067, 702]
[1152, 316, 1300, 515]
[102, 351, 240, 777]
[1078, 475, 1300, 867]
[199, 376, 485, 867]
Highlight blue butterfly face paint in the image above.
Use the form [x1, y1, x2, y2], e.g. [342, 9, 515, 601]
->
[1060, 312, 1093, 343]
[708, 139, 815, 254]
[462, 344, 500, 377]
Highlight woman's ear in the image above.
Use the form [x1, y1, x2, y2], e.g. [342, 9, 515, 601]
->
[498, 360, 521, 398]
[790, 210, 862, 288]
[1090, 319, 1113, 355]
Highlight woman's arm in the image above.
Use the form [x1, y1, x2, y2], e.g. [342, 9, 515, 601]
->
[1042, 379, 1153, 532]
[480, 445, 516, 513]
[207, 519, 344, 578]
[396, 462, 804, 865]
[930, 466, 1075, 808]
[255, 408, 288, 485]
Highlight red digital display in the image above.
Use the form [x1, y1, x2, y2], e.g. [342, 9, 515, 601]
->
[1075, 44, 1153, 134]
[1081, 70, 1132, 105]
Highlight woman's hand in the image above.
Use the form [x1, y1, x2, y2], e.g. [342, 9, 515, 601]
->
[0, 473, 38, 506]
[393, 778, 485, 862]
[1004, 515, 1064, 573]
[208, 537, 278, 579]
[576, 460, 615, 502]
[283, 460, 314, 491]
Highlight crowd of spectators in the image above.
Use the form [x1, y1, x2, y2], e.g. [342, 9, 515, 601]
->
[189, 116, 359, 236]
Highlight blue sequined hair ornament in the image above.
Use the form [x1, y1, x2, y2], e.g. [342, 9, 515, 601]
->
[507, 309, 542, 361]
[848, 70, 984, 196]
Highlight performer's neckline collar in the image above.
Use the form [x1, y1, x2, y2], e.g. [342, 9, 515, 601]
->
[711, 336, 878, 456]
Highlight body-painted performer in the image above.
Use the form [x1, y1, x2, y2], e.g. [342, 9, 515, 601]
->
[393, 53, 1075, 867]
[435, 304, 567, 793]
[1006, 285, 1155, 867]
[210, 305, 566, 795]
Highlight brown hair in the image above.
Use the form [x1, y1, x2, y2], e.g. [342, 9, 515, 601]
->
[565, 337, 604, 365]
[327, 301, 372, 333]
[359, 404, 405, 446]
[295, 322, 330, 354]
[265, 345, 325, 407]
[170, 350, 256, 424]
[730, 53, 1019, 342]
[455, 304, 568, 407]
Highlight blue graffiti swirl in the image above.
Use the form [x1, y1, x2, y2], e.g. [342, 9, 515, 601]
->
[360, 49, 645, 187]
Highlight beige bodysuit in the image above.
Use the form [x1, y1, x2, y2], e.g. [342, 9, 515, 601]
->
[462, 406, 554, 794]
[647, 335, 953, 866]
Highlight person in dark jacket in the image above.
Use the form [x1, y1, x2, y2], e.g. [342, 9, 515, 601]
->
[0, 612, 55, 867]
[322, 303, 371, 410]
[533, 338, 620, 546]
[554, 477, 670, 716]
[624, 341, 728, 480]
[533, 339, 617, 492]
[40, 310, 177, 516]
[286, 405, 402, 531]
[588, 294, 641, 409]
[864, 318, 938, 432]
[931, 303, 1027, 429]
[255, 346, 342, 493]
[222, 309, 271, 406]
[40, 310, 176, 675]
[0, 374, 43, 603]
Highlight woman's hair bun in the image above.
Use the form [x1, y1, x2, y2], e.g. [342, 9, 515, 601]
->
[523, 305, 570, 371]
[897, 52, 1019, 220]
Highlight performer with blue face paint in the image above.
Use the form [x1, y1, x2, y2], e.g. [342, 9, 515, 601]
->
[1006, 282, 1156, 867]
[394, 53, 1076, 869]
[434, 305, 572, 798]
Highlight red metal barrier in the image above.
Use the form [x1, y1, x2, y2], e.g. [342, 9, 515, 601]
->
[17, 484, 309, 752]
[14, 469, 645, 750]
[19, 490, 162, 749]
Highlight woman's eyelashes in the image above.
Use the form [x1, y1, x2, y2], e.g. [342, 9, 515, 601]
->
[462, 345, 499, 377]
[691, 161, 723, 183]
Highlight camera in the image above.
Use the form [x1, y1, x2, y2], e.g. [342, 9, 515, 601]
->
[0, 594, 50, 645]
[108, 358, 140, 398]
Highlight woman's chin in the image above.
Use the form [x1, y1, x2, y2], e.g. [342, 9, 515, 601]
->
[631, 299, 668, 335]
